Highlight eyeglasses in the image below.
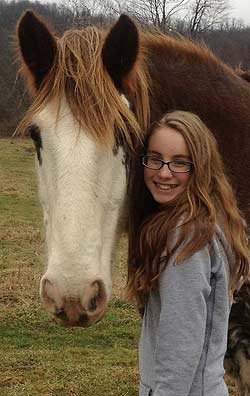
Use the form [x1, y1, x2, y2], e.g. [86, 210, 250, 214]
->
[141, 155, 193, 173]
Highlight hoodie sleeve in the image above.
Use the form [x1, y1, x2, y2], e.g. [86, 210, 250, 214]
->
[153, 247, 212, 396]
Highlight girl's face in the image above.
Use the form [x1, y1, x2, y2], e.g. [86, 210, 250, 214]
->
[144, 126, 192, 204]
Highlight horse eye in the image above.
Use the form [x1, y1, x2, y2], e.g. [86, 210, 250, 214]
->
[28, 125, 42, 148]
[27, 124, 43, 166]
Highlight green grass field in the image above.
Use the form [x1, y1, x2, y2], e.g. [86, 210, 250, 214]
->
[0, 138, 239, 396]
[0, 138, 140, 396]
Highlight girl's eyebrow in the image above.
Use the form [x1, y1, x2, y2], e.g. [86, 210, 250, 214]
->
[147, 150, 162, 156]
[147, 150, 191, 160]
[172, 154, 192, 160]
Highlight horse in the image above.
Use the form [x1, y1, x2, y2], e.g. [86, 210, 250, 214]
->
[17, 11, 250, 395]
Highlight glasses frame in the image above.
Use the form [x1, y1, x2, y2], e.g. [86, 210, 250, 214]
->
[141, 155, 194, 173]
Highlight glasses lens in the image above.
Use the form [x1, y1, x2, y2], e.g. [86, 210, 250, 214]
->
[143, 156, 162, 169]
[169, 160, 191, 172]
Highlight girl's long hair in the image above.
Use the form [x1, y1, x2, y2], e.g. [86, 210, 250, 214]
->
[126, 111, 250, 307]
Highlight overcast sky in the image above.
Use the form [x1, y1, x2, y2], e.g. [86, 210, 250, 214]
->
[41, 0, 250, 26]
[231, 0, 250, 24]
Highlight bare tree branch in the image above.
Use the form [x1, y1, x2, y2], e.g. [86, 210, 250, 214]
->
[188, 0, 231, 36]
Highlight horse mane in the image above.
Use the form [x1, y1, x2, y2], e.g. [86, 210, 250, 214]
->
[141, 30, 250, 138]
[141, 30, 241, 88]
[17, 25, 150, 150]
[142, 29, 229, 67]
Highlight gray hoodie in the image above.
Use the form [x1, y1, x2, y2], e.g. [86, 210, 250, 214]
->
[139, 225, 232, 396]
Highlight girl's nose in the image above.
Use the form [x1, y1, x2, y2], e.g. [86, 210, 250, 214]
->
[158, 164, 173, 177]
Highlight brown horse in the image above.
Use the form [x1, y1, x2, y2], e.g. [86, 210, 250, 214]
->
[17, 11, 250, 394]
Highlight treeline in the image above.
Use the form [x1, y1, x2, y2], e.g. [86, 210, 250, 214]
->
[0, 0, 250, 136]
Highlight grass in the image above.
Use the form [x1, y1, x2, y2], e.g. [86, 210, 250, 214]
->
[0, 138, 140, 396]
[0, 138, 239, 396]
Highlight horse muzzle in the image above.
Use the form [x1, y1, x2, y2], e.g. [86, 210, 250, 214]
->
[40, 276, 108, 327]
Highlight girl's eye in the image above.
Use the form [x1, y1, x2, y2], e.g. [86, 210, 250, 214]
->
[171, 160, 191, 172]
[172, 160, 187, 167]
[149, 158, 161, 164]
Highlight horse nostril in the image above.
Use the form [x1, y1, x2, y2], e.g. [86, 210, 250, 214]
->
[83, 279, 107, 315]
[88, 296, 97, 312]
[40, 276, 64, 313]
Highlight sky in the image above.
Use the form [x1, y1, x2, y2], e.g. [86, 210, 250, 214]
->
[230, 0, 250, 25]
[41, 0, 250, 26]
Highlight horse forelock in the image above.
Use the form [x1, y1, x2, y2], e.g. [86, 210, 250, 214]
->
[18, 25, 150, 150]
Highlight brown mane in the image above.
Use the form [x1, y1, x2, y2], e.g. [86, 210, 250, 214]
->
[141, 31, 250, 124]
[17, 26, 150, 149]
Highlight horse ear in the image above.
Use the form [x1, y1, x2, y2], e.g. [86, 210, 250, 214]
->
[102, 14, 139, 90]
[17, 10, 57, 91]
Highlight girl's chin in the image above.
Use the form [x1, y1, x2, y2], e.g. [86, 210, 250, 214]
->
[153, 192, 179, 204]
[152, 187, 180, 203]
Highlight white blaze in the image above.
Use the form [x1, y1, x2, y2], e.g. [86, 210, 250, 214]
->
[33, 98, 127, 310]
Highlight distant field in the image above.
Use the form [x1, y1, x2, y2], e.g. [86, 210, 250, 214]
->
[0, 138, 239, 396]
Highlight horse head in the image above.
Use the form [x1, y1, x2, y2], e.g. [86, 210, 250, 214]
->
[17, 11, 148, 326]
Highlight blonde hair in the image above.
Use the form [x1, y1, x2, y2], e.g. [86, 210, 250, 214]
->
[127, 110, 250, 306]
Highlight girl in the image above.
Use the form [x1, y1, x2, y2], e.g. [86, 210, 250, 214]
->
[126, 111, 250, 396]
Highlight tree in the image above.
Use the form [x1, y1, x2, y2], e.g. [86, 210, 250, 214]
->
[102, 0, 190, 31]
[62, 0, 105, 26]
[127, 0, 190, 31]
[188, 0, 231, 36]
[104, 0, 231, 34]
